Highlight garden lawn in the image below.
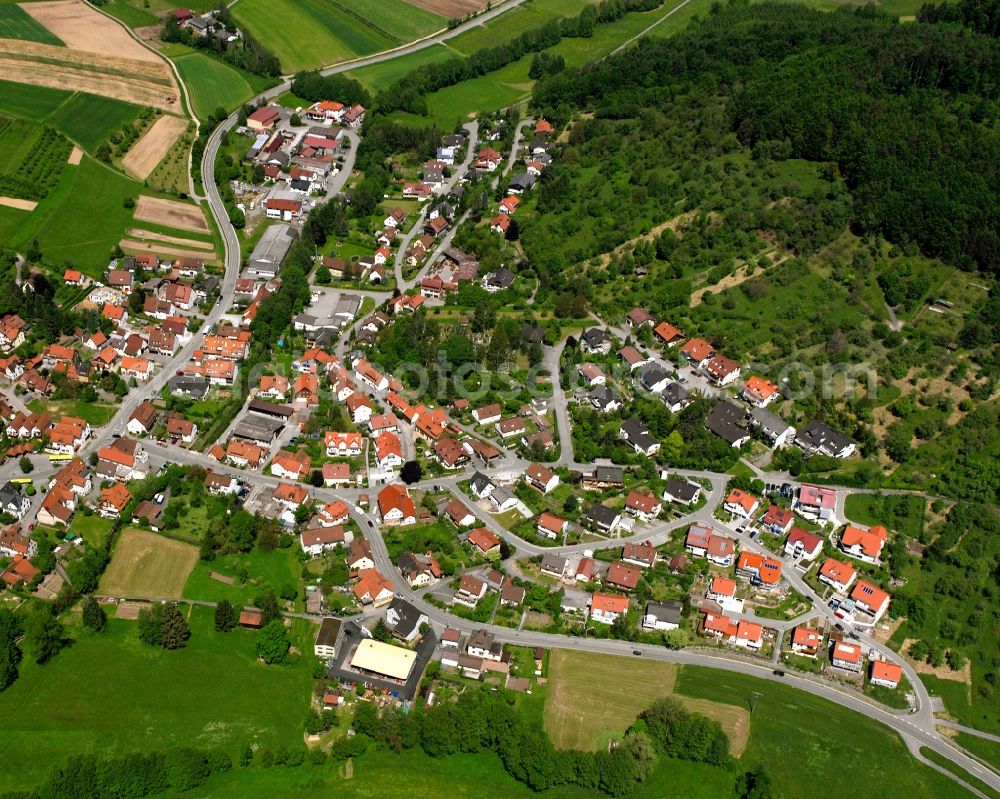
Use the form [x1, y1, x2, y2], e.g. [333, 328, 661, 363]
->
[0, 4, 63, 45]
[68, 514, 115, 549]
[231, 0, 396, 73]
[673, 665, 975, 799]
[27, 398, 117, 427]
[183, 546, 302, 608]
[173, 52, 256, 119]
[0, 608, 313, 794]
[8, 155, 139, 275]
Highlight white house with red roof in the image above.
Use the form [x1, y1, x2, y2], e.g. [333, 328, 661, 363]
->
[870, 660, 903, 688]
[707, 576, 744, 613]
[831, 640, 863, 672]
[734, 620, 764, 651]
[704, 355, 741, 386]
[818, 557, 858, 593]
[377, 484, 416, 526]
[840, 524, 888, 564]
[790, 626, 823, 657]
[850, 580, 891, 621]
[724, 488, 759, 518]
[741, 375, 780, 407]
[589, 592, 629, 625]
[784, 527, 823, 562]
[795, 483, 838, 521]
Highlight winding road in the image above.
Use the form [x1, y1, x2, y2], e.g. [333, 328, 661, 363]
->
[60, 12, 999, 797]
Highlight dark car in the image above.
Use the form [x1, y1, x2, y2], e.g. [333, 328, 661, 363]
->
[773, 670, 785, 677]
[632, 650, 642, 656]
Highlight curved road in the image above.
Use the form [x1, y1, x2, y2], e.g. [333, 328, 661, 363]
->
[67, 14, 998, 796]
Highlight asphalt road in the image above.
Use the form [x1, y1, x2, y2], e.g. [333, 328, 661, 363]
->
[64, 20, 999, 793]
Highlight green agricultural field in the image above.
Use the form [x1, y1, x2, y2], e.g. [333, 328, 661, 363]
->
[47, 93, 142, 152]
[340, 0, 444, 42]
[99, 0, 161, 28]
[421, 0, 699, 126]
[7, 155, 139, 275]
[424, 58, 534, 127]
[0, 608, 314, 794]
[0, 4, 62, 44]
[0, 81, 142, 155]
[0, 205, 27, 241]
[0, 79, 70, 121]
[345, 43, 456, 92]
[0, 117, 41, 173]
[673, 665, 974, 799]
[173, 53, 256, 119]
[448, 0, 597, 54]
[232, 0, 396, 73]
[183, 546, 302, 608]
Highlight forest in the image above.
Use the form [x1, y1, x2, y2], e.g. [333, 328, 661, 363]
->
[532, 1, 1000, 276]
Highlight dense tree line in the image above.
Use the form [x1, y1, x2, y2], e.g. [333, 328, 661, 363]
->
[0, 746, 232, 799]
[351, 688, 732, 796]
[918, 0, 1000, 36]
[372, 0, 667, 116]
[162, 15, 280, 77]
[289, 72, 371, 108]
[533, 2, 1000, 275]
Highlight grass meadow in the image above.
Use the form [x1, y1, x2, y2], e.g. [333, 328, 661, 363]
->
[545, 650, 750, 754]
[0, 607, 314, 794]
[673, 665, 975, 799]
[7, 155, 139, 274]
[183, 546, 302, 609]
[345, 43, 457, 93]
[99, 528, 200, 598]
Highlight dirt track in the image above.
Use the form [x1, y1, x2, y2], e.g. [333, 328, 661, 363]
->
[20, 0, 162, 62]
[134, 195, 210, 233]
[0, 38, 179, 110]
[404, 0, 486, 17]
[0, 196, 37, 211]
[121, 239, 217, 261]
[121, 115, 188, 179]
[127, 228, 214, 250]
